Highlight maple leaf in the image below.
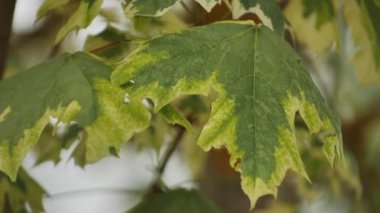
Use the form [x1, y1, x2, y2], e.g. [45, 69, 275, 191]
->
[0, 52, 150, 180]
[112, 21, 344, 207]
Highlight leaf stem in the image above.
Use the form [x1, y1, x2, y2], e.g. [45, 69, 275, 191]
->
[180, 0, 193, 16]
[145, 114, 194, 196]
[223, 0, 232, 11]
[157, 125, 186, 175]
[89, 39, 132, 54]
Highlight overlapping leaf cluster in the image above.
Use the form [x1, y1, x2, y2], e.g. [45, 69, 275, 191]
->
[0, 0, 349, 210]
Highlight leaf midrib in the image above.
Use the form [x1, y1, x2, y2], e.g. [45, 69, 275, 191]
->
[252, 28, 259, 177]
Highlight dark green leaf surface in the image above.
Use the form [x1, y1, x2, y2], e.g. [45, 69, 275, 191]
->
[129, 189, 221, 213]
[0, 52, 150, 180]
[112, 21, 343, 207]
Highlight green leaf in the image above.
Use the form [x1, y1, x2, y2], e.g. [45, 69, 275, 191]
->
[301, 0, 335, 29]
[33, 124, 82, 165]
[112, 21, 343, 207]
[130, 0, 179, 16]
[37, 0, 70, 18]
[159, 105, 192, 131]
[59, 0, 103, 42]
[0, 52, 150, 180]
[179, 95, 210, 114]
[0, 168, 45, 212]
[232, 0, 285, 34]
[133, 105, 191, 152]
[37, 0, 104, 42]
[33, 126, 66, 165]
[17, 168, 45, 212]
[129, 189, 221, 213]
[357, 0, 380, 68]
[133, 114, 171, 151]
[84, 27, 130, 63]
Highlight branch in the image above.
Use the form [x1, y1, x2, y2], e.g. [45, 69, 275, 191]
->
[0, 0, 16, 79]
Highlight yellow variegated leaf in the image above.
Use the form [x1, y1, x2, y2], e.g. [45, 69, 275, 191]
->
[0, 52, 150, 180]
[112, 21, 343, 207]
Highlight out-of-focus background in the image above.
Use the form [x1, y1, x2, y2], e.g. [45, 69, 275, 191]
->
[1, 0, 380, 212]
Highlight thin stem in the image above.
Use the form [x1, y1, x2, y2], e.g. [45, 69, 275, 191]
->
[48, 43, 61, 58]
[157, 125, 186, 175]
[145, 122, 190, 196]
[89, 39, 132, 54]
[180, 0, 192, 16]
[144, 112, 195, 197]
[223, 0, 232, 11]
[0, 0, 16, 79]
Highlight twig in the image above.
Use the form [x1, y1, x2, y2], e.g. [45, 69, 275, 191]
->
[48, 43, 61, 58]
[150, 112, 196, 195]
[0, 0, 16, 79]
[223, 0, 232, 11]
[157, 125, 186, 175]
[180, 0, 193, 16]
[89, 40, 132, 54]
[145, 119, 191, 197]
